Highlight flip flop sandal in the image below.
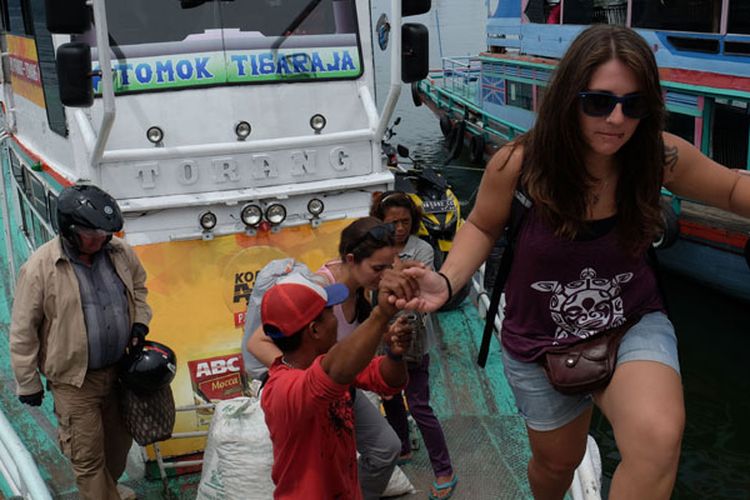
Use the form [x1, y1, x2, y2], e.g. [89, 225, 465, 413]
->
[396, 453, 413, 466]
[429, 474, 458, 500]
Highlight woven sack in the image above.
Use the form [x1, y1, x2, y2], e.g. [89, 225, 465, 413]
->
[121, 385, 176, 446]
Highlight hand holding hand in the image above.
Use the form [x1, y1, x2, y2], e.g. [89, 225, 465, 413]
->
[377, 264, 420, 317]
[18, 391, 43, 407]
[388, 267, 450, 313]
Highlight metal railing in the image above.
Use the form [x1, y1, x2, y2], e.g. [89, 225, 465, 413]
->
[440, 56, 482, 106]
[0, 410, 52, 500]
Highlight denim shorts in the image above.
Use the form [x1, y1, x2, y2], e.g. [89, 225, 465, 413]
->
[502, 311, 679, 432]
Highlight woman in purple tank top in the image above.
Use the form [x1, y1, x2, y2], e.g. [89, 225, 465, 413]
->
[391, 25, 750, 500]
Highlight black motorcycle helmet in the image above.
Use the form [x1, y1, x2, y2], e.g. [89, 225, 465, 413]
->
[57, 184, 123, 241]
[120, 341, 177, 395]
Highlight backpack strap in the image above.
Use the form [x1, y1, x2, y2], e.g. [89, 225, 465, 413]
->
[477, 187, 532, 367]
[646, 245, 671, 317]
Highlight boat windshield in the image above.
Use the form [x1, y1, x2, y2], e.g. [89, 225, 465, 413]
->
[76, 0, 363, 94]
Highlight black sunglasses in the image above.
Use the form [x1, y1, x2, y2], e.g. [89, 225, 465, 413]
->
[578, 91, 649, 119]
[350, 223, 395, 251]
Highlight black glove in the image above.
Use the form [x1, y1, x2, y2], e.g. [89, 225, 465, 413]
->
[129, 322, 149, 354]
[18, 391, 44, 407]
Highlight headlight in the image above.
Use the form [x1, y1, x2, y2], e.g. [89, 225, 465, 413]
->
[199, 211, 217, 231]
[240, 204, 262, 227]
[235, 121, 252, 140]
[265, 204, 287, 225]
[310, 114, 327, 133]
[146, 126, 164, 144]
[307, 198, 324, 216]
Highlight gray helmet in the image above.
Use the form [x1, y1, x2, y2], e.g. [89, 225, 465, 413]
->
[57, 185, 123, 239]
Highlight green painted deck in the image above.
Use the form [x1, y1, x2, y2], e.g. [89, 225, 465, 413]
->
[398, 308, 533, 499]
[0, 182, 534, 499]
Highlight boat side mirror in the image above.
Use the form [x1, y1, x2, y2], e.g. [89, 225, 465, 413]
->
[403, 0, 431, 16]
[401, 23, 428, 83]
[397, 145, 410, 158]
[56, 42, 94, 107]
[44, 0, 90, 33]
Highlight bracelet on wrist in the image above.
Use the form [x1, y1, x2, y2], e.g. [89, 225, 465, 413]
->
[437, 271, 454, 301]
[384, 345, 404, 362]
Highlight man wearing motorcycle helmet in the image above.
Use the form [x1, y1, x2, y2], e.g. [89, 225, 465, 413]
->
[10, 184, 152, 500]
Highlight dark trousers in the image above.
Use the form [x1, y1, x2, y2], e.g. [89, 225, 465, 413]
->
[382, 354, 453, 477]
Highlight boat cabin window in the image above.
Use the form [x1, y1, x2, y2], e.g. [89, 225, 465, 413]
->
[28, 172, 47, 220]
[564, 1, 627, 26]
[666, 112, 696, 145]
[9, 149, 24, 187]
[524, 0, 627, 26]
[711, 100, 750, 169]
[631, 0, 722, 33]
[15, 165, 53, 247]
[75, 0, 363, 94]
[728, 2, 750, 35]
[506, 81, 533, 111]
[29, 0, 67, 136]
[47, 191, 58, 233]
[1, 0, 68, 136]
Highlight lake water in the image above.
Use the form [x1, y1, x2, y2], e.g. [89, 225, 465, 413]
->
[372, 1, 750, 498]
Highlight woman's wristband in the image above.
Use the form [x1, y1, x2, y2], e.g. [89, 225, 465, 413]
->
[437, 271, 453, 301]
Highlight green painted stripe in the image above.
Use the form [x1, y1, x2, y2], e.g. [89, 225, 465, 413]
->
[661, 80, 750, 101]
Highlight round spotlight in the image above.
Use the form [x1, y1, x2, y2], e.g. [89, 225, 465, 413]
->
[146, 126, 164, 144]
[307, 198, 324, 216]
[240, 204, 263, 227]
[235, 121, 252, 140]
[265, 204, 287, 225]
[199, 211, 217, 231]
[310, 114, 327, 133]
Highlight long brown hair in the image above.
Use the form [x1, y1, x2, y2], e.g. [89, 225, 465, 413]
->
[518, 24, 666, 254]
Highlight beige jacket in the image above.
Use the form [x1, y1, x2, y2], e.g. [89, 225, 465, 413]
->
[10, 236, 152, 395]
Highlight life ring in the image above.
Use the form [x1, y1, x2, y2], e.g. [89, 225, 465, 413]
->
[469, 134, 485, 164]
[411, 82, 423, 107]
[447, 120, 466, 160]
[439, 115, 453, 138]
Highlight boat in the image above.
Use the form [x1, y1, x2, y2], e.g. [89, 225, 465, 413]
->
[0, 0, 602, 498]
[414, 0, 750, 302]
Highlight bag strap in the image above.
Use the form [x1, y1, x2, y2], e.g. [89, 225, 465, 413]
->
[477, 187, 532, 367]
[646, 245, 671, 317]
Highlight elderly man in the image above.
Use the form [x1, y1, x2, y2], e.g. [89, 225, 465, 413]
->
[10, 184, 151, 500]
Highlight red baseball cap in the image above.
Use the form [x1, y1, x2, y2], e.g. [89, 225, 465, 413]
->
[262, 273, 349, 338]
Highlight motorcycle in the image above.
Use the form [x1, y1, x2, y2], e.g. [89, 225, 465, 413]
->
[382, 121, 469, 310]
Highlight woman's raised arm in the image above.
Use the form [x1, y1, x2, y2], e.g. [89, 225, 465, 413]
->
[663, 131, 750, 218]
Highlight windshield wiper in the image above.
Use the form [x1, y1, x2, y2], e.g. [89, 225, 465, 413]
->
[271, 0, 323, 49]
[180, 0, 234, 9]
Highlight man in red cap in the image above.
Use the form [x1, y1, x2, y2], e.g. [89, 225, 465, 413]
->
[260, 270, 413, 500]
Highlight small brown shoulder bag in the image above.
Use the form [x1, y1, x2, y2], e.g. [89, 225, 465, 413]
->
[541, 315, 640, 395]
